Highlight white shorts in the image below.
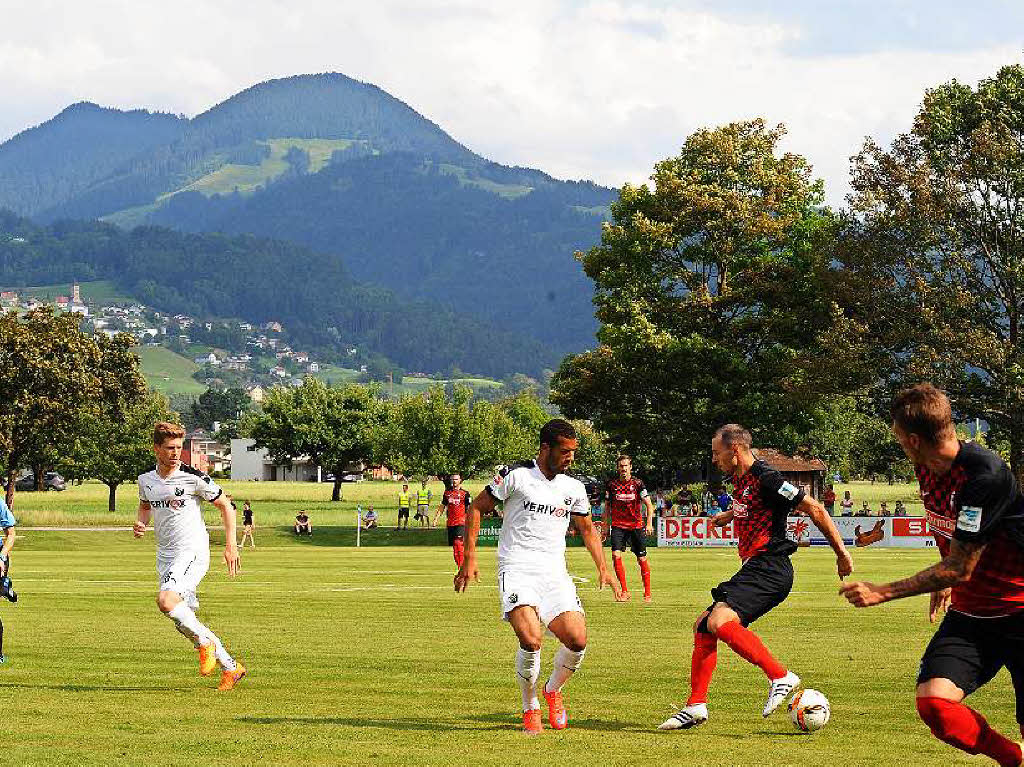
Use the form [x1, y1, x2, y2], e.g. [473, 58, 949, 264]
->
[498, 568, 583, 625]
[157, 550, 209, 609]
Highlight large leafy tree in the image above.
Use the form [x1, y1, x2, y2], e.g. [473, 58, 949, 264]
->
[846, 65, 1024, 478]
[552, 120, 842, 469]
[377, 385, 524, 480]
[243, 379, 385, 501]
[188, 387, 250, 431]
[0, 308, 146, 507]
[64, 391, 176, 511]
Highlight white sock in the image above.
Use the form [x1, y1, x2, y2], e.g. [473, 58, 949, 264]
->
[167, 602, 211, 647]
[545, 646, 586, 693]
[210, 634, 236, 671]
[516, 648, 541, 712]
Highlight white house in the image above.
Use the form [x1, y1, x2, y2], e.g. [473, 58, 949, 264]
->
[231, 438, 321, 481]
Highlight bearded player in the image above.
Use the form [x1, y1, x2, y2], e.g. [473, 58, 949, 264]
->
[842, 384, 1024, 767]
[605, 454, 655, 602]
[660, 423, 852, 730]
[455, 419, 622, 734]
[134, 422, 246, 691]
[435, 473, 471, 568]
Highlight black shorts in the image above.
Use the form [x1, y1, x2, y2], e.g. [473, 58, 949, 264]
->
[918, 609, 1024, 721]
[398, 507, 410, 519]
[610, 526, 648, 557]
[707, 553, 794, 626]
[447, 525, 466, 545]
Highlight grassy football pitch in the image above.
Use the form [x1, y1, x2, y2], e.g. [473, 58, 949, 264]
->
[2, 534, 1016, 766]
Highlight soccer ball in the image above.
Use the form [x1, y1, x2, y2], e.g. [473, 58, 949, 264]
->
[789, 688, 830, 732]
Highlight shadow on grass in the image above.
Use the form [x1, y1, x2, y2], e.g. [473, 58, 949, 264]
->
[0, 682, 181, 692]
[260, 526, 450, 549]
[469, 713, 639, 732]
[237, 715, 479, 731]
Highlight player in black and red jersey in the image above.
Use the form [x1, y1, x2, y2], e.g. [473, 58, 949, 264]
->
[660, 424, 852, 731]
[436, 473, 472, 569]
[605, 455, 655, 602]
[842, 384, 1024, 767]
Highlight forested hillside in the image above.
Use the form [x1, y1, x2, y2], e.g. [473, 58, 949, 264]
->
[0, 211, 554, 377]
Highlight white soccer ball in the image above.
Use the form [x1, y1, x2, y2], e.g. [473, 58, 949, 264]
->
[789, 688, 830, 732]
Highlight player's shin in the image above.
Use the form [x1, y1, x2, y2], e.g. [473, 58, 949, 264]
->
[452, 539, 465, 567]
[613, 556, 627, 591]
[516, 648, 542, 711]
[639, 558, 651, 598]
[687, 632, 718, 706]
[546, 645, 585, 693]
[918, 697, 1023, 766]
[714, 620, 786, 680]
[167, 602, 212, 647]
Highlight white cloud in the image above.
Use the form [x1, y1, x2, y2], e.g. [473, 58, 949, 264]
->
[0, 0, 1020, 204]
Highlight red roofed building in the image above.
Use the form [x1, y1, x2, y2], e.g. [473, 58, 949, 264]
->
[752, 449, 828, 500]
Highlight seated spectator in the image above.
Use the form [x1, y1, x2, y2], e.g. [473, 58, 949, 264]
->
[878, 501, 889, 516]
[590, 495, 604, 522]
[690, 501, 703, 517]
[294, 510, 313, 536]
[823, 485, 837, 516]
[857, 501, 872, 517]
[894, 499, 908, 516]
[840, 491, 854, 516]
[363, 506, 378, 529]
[708, 500, 721, 516]
[716, 488, 732, 513]
[663, 499, 675, 518]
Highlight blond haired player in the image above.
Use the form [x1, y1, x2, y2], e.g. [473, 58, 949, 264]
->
[134, 422, 246, 690]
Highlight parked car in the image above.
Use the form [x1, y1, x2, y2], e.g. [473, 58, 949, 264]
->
[15, 472, 67, 491]
[341, 473, 365, 482]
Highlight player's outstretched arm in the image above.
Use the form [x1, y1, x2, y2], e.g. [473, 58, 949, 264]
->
[575, 514, 624, 600]
[133, 502, 152, 538]
[711, 509, 734, 527]
[213, 494, 240, 576]
[799, 496, 853, 578]
[840, 538, 985, 608]
[455, 490, 490, 593]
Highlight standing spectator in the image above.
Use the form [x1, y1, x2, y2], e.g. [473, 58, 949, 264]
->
[654, 490, 666, 517]
[396, 483, 411, 530]
[840, 491, 854, 516]
[415, 480, 433, 528]
[702, 487, 715, 515]
[823, 485, 837, 516]
[716, 486, 732, 514]
[663, 499, 675, 518]
[894, 499, 908, 516]
[239, 501, 256, 549]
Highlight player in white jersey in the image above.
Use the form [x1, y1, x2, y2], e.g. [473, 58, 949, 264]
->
[134, 422, 246, 690]
[455, 419, 622, 734]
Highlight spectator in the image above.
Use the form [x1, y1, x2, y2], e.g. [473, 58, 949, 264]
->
[363, 506, 378, 529]
[294, 510, 312, 536]
[716, 487, 732, 513]
[857, 501, 872, 517]
[654, 490, 666, 516]
[894, 499, 908, 516]
[239, 500, 255, 549]
[878, 501, 889, 516]
[663, 499, 675, 518]
[840, 490, 854, 516]
[702, 488, 715, 514]
[690, 501, 703, 517]
[708, 500, 721, 516]
[823, 485, 837, 516]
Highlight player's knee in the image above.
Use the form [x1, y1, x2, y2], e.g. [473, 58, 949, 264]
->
[706, 611, 738, 635]
[564, 630, 587, 653]
[916, 696, 978, 749]
[156, 592, 178, 613]
[518, 635, 542, 652]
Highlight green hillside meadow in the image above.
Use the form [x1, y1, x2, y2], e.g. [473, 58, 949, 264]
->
[133, 346, 206, 397]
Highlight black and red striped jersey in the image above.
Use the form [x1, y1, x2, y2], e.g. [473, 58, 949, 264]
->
[604, 478, 649, 529]
[917, 441, 1024, 617]
[441, 488, 471, 527]
[730, 460, 804, 560]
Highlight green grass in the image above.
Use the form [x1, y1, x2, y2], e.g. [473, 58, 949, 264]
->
[1, 280, 133, 305]
[133, 346, 206, 398]
[437, 164, 534, 199]
[167, 138, 360, 199]
[833, 481, 926, 515]
[312, 366, 504, 397]
[0, 539, 1013, 765]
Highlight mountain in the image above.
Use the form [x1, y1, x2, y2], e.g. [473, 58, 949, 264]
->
[0, 73, 616, 358]
[0, 211, 554, 378]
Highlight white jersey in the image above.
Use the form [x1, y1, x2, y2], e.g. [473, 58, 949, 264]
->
[488, 460, 589, 571]
[138, 465, 222, 556]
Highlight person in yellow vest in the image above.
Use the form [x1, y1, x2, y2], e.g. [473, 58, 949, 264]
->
[396, 483, 411, 530]
[415, 480, 433, 527]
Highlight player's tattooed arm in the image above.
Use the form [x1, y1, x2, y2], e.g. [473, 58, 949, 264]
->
[711, 509, 734, 527]
[841, 539, 986, 607]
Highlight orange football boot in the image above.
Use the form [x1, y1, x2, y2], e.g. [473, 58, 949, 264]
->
[544, 687, 568, 730]
[522, 708, 543, 735]
[217, 663, 247, 691]
[198, 643, 217, 676]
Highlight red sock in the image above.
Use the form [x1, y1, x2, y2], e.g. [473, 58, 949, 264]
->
[452, 539, 465, 568]
[714, 620, 787, 680]
[917, 697, 1022, 767]
[613, 556, 628, 591]
[639, 558, 651, 597]
[687, 632, 717, 706]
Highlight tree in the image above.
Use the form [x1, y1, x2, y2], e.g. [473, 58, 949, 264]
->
[242, 379, 384, 501]
[188, 387, 250, 430]
[66, 392, 176, 511]
[377, 385, 522, 480]
[552, 120, 842, 470]
[846, 65, 1024, 480]
[0, 309, 146, 507]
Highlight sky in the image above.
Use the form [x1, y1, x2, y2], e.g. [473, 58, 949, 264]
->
[1, 0, 1022, 205]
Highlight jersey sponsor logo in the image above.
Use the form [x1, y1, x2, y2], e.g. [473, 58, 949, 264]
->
[957, 505, 983, 533]
[732, 501, 749, 518]
[927, 511, 955, 538]
[174, 487, 185, 496]
[523, 500, 571, 518]
[614, 492, 636, 501]
[778, 482, 799, 501]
